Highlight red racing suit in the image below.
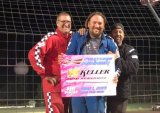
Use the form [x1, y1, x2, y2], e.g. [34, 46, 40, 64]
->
[28, 28, 71, 113]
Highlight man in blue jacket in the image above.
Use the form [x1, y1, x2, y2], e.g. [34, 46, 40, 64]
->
[66, 11, 119, 113]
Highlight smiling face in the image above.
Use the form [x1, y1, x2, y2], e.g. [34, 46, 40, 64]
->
[56, 13, 71, 35]
[87, 14, 105, 38]
[111, 27, 125, 46]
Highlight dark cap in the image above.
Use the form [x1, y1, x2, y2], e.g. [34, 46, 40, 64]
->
[111, 23, 124, 31]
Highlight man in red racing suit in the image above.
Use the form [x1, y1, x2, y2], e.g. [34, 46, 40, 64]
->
[28, 11, 72, 113]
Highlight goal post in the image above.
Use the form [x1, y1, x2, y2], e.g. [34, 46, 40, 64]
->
[140, 0, 160, 6]
[140, 0, 160, 26]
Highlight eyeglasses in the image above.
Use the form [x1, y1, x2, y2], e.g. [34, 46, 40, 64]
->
[58, 20, 71, 24]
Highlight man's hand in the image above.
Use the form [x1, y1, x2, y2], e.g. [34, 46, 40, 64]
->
[107, 51, 117, 60]
[45, 76, 58, 86]
[113, 74, 118, 86]
[115, 49, 120, 59]
[78, 28, 86, 35]
[58, 53, 66, 64]
[113, 75, 118, 86]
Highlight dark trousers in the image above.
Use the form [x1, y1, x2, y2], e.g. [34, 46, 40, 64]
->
[62, 97, 72, 113]
[107, 96, 128, 113]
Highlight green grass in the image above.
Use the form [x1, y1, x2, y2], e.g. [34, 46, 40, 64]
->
[127, 103, 152, 111]
[0, 107, 45, 113]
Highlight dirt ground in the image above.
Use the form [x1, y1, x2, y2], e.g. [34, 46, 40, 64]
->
[127, 110, 160, 113]
[0, 108, 159, 113]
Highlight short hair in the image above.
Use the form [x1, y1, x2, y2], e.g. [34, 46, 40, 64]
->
[85, 11, 107, 29]
[56, 11, 71, 21]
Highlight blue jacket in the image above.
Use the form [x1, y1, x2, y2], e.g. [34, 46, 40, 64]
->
[67, 31, 117, 55]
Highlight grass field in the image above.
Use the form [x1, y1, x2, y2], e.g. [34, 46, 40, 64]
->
[0, 107, 45, 113]
[127, 103, 151, 111]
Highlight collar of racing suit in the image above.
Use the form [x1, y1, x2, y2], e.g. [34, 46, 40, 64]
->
[55, 28, 71, 39]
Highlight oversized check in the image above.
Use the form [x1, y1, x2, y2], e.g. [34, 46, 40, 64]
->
[61, 54, 117, 97]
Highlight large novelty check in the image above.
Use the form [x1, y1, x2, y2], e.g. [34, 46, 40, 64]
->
[61, 54, 117, 97]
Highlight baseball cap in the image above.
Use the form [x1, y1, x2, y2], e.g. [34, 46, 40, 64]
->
[111, 23, 124, 31]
